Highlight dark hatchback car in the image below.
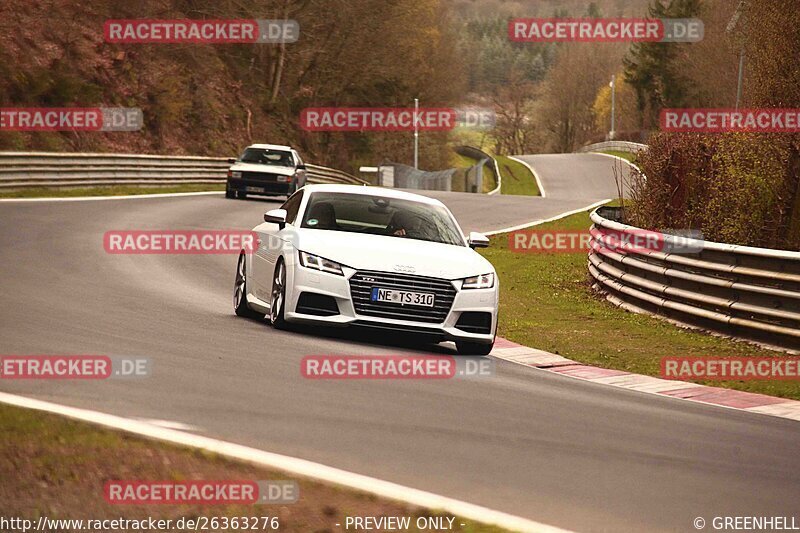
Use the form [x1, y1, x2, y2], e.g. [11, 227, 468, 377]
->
[226, 144, 308, 199]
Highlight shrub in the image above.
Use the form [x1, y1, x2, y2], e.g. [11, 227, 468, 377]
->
[628, 132, 800, 249]
[626, 0, 800, 250]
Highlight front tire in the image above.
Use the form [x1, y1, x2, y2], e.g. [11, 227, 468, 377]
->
[234, 253, 262, 319]
[269, 258, 287, 329]
[456, 340, 494, 356]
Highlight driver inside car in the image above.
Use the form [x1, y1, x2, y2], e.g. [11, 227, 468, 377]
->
[389, 210, 423, 237]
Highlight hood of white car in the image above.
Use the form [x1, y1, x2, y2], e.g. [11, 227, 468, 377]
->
[231, 162, 296, 176]
[294, 229, 494, 280]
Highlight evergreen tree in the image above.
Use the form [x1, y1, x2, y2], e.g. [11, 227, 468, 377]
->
[623, 0, 702, 127]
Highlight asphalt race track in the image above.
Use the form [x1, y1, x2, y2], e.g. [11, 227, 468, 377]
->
[1, 154, 798, 532]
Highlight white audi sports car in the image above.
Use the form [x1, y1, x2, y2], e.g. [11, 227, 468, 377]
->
[233, 184, 498, 355]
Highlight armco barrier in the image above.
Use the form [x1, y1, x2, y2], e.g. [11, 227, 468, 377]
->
[0, 152, 367, 189]
[578, 141, 648, 154]
[589, 206, 800, 348]
[387, 162, 455, 191]
[455, 145, 501, 194]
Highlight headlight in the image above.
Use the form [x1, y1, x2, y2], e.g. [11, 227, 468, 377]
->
[230, 171, 242, 178]
[462, 273, 494, 289]
[299, 251, 344, 276]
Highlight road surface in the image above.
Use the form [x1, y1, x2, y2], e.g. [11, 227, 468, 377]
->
[1, 154, 797, 532]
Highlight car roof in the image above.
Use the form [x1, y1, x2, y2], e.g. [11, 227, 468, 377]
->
[300, 184, 445, 207]
[246, 143, 293, 151]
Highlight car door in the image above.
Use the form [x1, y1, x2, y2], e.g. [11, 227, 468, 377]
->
[253, 190, 304, 301]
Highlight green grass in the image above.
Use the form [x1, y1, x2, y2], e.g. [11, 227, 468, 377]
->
[448, 127, 497, 151]
[450, 152, 478, 169]
[479, 208, 800, 401]
[0, 404, 510, 532]
[495, 155, 540, 196]
[0, 184, 225, 198]
[451, 147, 540, 196]
[450, 152, 497, 193]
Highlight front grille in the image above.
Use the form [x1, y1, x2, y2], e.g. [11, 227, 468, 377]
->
[349, 270, 456, 324]
[352, 320, 445, 341]
[228, 176, 289, 194]
[241, 171, 281, 181]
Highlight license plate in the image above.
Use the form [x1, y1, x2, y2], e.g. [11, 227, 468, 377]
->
[371, 288, 434, 307]
[246, 186, 262, 193]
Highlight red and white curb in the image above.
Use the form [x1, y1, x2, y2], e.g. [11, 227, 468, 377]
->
[490, 337, 800, 422]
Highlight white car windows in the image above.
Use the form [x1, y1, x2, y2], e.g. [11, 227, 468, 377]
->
[300, 192, 465, 246]
[282, 190, 304, 225]
[240, 148, 294, 167]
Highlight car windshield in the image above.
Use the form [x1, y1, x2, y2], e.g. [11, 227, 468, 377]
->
[301, 192, 465, 246]
[240, 148, 294, 167]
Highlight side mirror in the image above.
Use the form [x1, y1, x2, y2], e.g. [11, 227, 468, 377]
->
[296, 164, 306, 170]
[227, 158, 237, 164]
[264, 208, 288, 229]
[468, 232, 490, 249]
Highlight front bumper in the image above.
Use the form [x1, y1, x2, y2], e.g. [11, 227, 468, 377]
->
[227, 177, 290, 196]
[284, 265, 498, 344]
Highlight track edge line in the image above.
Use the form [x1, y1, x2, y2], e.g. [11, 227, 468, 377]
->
[0, 391, 570, 533]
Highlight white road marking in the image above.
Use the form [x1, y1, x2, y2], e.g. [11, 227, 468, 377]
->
[508, 156, 546, 198]
[487, 157, 502, 195]
[748, 403, 800, 421]
[0, 392, 571, 533]
[482, 198, 612, 236]
[482, 152, 799, 425]
[588, 151, 644, 175]
[135, 418, 203, 431]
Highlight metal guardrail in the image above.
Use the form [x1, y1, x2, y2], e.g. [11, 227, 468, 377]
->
[304, 163, 368, 185]
[387, 162, 455, 191]
[455, 145, 501, 194]
[380, 146, 497, 194]
[0, 152, 367, 189]
[578, 141, 649, 154]
[589, 206, 800, 348]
